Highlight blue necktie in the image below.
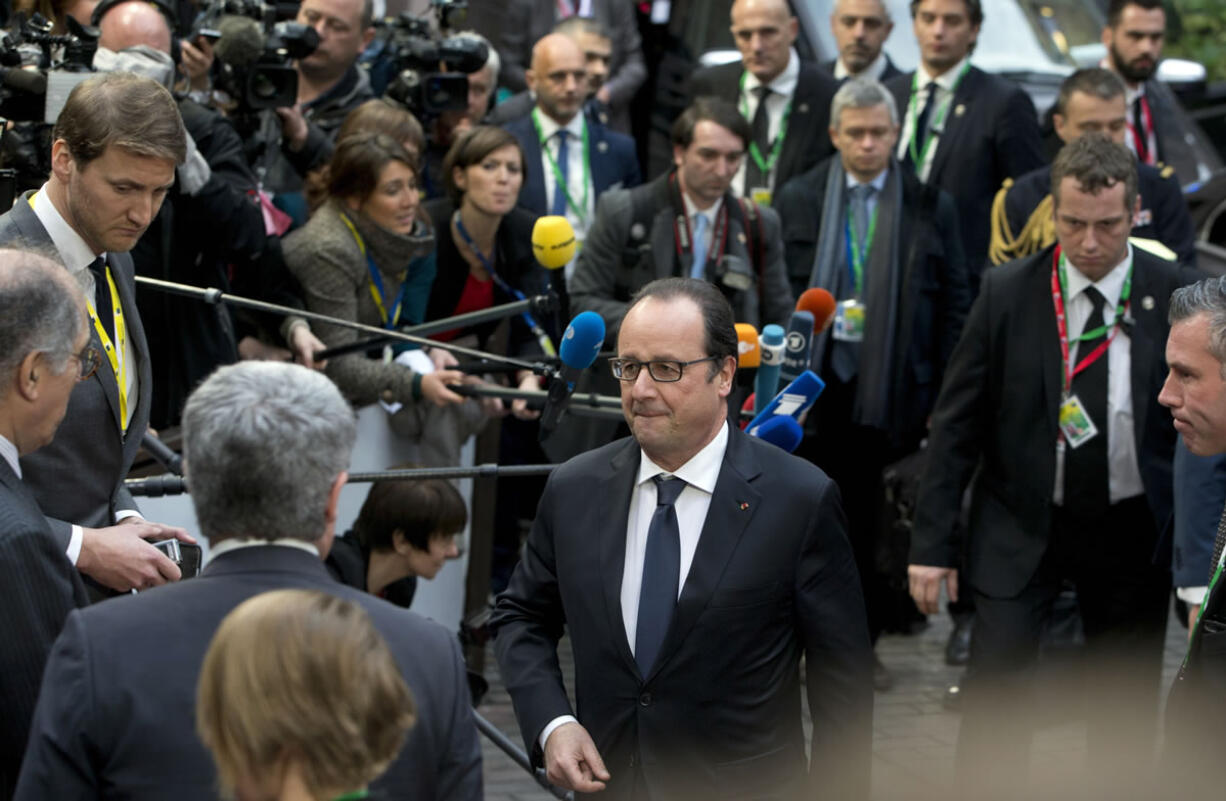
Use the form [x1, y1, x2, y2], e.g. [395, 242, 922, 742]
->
[635, 476, 686, 676]
[689, 213, 709, 279]
[551, 130, 570, 216]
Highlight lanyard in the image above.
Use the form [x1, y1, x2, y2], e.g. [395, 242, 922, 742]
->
[339, 212, 410, 330]
[453, 212, 557, 358]
[843, 200, 879, 298]
[26, 193, 129, 428]
[668, 173, 730, 269]
[738, 71, 793, 177]
[906, 61, 971, 172]
[531, 109, 590, 225]
[1049, 245, 1133, 395]
[330, 792, 369, 801]
[1127, 94, 1155, 165]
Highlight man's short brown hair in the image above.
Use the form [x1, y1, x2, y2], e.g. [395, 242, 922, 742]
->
[1050, 132, 1138, 213]
[52, 72, 187, 167]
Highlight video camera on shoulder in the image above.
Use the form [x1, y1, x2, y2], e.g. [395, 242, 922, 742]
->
[376, 0, 487, 119]
[0, 12, 98, 124]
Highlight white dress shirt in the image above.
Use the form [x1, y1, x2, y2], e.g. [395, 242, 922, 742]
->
[895, 55, 970, 183]
[1052, 245, 1146, 506]
[834, 52, 890, 81]
[535, 110, 592, 280]
[0, 433, 19, 478]
[31, 185, 143, 565]
[205, 537, 320, 567]
[539, 422, 730, 751]
[735, 48, 800, 196]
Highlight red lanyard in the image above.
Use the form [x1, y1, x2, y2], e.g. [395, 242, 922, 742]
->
[669, 173, 730, 268]
[1049, 245, 1129, 394]
[1128, 95, 1155, 165]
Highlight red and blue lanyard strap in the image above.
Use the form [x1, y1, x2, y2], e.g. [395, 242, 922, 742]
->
[905, 60, 971, 170]
[531, 108, 591, 225]
[1128, 94, 1155, 165]
[453, 212, 558, 358]
[844, 200, 879, 298]
[669, 173, 731, 270]
[738, 72, 793, 178]
[1050, 244, 1133, 399]
[339, 212, 411, 331]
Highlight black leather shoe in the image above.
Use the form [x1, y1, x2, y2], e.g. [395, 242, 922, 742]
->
[945, 615, 973, 666]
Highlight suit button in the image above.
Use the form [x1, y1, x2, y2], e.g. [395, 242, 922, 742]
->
[639, 692, 653, 706]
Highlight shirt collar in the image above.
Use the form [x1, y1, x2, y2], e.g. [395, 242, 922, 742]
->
[1063, 243, 1133, 310]
[534, 108, 586, 142]
[0, 434, 19, 479]
[835, 51, 887, 81]
[636, 420, 729, 494]
[844, 166, 890, 191]
[682, 190, 724, 223]
[917, 54, 970, 92]
[31, 184, 103, 276]
[205, 538, 321, 567]
[744, 48, 800, 97]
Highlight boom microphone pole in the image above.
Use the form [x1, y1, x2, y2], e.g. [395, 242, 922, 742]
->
[134, 276, 552, 375]
[472, 711, 572, 800]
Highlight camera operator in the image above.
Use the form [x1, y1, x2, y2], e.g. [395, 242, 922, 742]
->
[420, 29, 497, 199]
[262, 0, 375, 222]
[94, 0, 325, 428]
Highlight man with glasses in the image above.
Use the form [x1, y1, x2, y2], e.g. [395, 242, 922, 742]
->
[493, 277, 873, 800]
[0, 251, 93, 796]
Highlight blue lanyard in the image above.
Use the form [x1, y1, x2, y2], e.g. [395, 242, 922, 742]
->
[453, 213, 557, 357]
[339, 212, 412, 331]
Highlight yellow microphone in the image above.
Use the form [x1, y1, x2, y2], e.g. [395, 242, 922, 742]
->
[735, 323, 761, 367]
[532, 215, 577, 270]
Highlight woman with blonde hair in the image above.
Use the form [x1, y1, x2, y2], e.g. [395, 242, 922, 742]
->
[196, 589, 415, 801]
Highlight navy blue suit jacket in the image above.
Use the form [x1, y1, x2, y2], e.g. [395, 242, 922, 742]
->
[503, 109, 641, 218]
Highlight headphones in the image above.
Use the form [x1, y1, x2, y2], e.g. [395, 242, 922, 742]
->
[90, 0, 183, 64]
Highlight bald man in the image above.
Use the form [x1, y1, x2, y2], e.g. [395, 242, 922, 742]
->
[688, 0, 838, 205]
[502, 32, 640, 279]
[824, 0, 903, 82]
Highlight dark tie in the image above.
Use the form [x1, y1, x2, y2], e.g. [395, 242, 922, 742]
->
[1063, 287, 1110, 514]
[850, 183, 874, 250]
[1132, 97, 1150, 164]
[745, 85, 772, 191]
[1210, 501, 1226, 585]
[904, 82, 937, 173]
[87, 256, 115, 342]
[635, 475, 686, 676]
[551, 130, 570, 217]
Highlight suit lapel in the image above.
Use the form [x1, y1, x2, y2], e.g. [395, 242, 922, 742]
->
[600, 441, 642, 675]
[108, 253, 149, 441]
[522, 133, 548, 215]
[646, 428, 763, 682]
[1127, 256, 1160, 453]
[651, 209, 679, 279]
[1035, 250, 1063, 436]
[775, 70, 817, 184]
[588, 122, 613, 195]
[928, 68, 979, 182]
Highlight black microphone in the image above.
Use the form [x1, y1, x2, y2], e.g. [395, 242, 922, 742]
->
[539, 311, 606, 441]
[126, 475, 188, 497]
[0, 66, 46, 95]
[141, 432, 183, 475]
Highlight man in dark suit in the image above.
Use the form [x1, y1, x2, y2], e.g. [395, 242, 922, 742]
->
[1157, 276, 1226, 794]
[886, 0, 1044, 286]
[776, 77, 970, 681]
[0, 72, 194, 595]
[502, 33, 640, 279]
[909, 134, 1197, 791]
[15, 362, 482, 801]
[0, 253, 92, 798]
[824, 0, 903, 83]
[493, 277, 873, 800]
[688, 0, 838, 205]
[991, 67, 1196, 267]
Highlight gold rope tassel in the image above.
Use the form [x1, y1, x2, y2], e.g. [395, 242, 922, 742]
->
[988, 179, 1056, 266]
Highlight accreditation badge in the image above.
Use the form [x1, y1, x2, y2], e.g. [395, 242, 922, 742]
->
[750, 187, 772, 206]
[1058, 394, 1099, 448]
[832, 298, 866, 342]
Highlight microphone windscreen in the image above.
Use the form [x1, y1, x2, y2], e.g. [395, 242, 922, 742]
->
[532, 216, 577, 270]
[754, 416, 804, 453]
[214, 15, 266, 68]
[796, 288, 837, 333]
[0, 66, 46, 95]
[559, 311, 605, 369]
[735, 323, 760, 367]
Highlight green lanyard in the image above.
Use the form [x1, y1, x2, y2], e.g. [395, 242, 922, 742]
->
[906, 61, 971, 172]
[1056, 251, 1134, 342]
[844, 201, 879, 298]
[531, 109, 590, 224]
[739, 72, 793, 177]
[330, 791, 369, 801]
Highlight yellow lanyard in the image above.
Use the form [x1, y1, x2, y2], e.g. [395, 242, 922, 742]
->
[27, 193, 129, 428]
[338, 212, 405, 328]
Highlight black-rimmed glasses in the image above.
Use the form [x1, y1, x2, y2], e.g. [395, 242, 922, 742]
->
[609, 356, 720, 383]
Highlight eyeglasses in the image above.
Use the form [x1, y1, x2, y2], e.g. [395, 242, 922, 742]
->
[609, 356, 720, 383]
[73, 344, 102, 381]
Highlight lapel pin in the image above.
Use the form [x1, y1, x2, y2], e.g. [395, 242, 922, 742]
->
[597, 140, 609, 153]
[797, 103, 809, 114]
[954, 104, 966, 117]
[737, 232, 747, 245]
[1142, 295, 1155, 311]
[738, 502, 749, 511]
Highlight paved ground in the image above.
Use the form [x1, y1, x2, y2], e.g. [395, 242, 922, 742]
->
[475, 609, 1189, 800]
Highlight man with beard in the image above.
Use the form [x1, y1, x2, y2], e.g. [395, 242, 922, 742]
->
[1101, 0, 1205, 184]
[823, 0, 903, 84]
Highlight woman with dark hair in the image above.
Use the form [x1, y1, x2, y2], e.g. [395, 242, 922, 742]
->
[326, 474, 467, 608]
[305, 99, 427, 212]
[425, 125, 556, 419]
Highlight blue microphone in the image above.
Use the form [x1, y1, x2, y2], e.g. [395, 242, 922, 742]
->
[539, 311, 606, 440]
[745, 370, 825, 435]
[779, 310, 814, 385]
[754, 324, 786, 415]
[751, 415, 804, 453]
